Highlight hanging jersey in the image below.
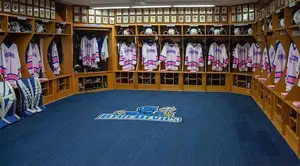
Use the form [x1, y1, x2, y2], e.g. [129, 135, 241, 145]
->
[185, 42, 204, 72]
[247, 43, 261, 72]
[49, 42, 61, 74]
[160, 43, 181, 71]
[272, 42, 286, 84]
[80, 36, 99, 67]
[1, 43, 22, 86]
[142, 42, 158, 71]
[286, 43, 300, 91]
[27, 43, 42, 77]
[232, 43, 249, 72]
[268, 45, 275, 74]
[119, 43, 137, 71]
[208, 42, 228, 71]
[101, 35, 109, 61]
[261, 47, 270, 71]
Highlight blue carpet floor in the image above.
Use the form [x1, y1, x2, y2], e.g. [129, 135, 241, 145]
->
[0, 90, 300, 166]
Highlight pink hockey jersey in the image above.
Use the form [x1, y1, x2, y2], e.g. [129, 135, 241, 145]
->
[286, 43, 300, 91]
[142, 42, 158, 71]
[208, 42, 228, 71]
[50, 42, 61, 75]
[160, 43, 181, 71]
[247, 43, 261, 72]
[0, 43, 21, 86]
[119, 43, 137, 71]
[232, 43, 250, 72]
[80, 36, 100, 67]
[27, 43, 42, 77]
[185, 42, 204, 72]
[272, 42, 286, 84]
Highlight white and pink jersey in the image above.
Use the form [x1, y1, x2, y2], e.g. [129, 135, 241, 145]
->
[80, 36, 100, 67]
[272, 42, 286, 84]
[261, 47, 270, 71]
[142, 42, 158, 71]
[286, 43, 300, 91]
[185, 42, 204, 72]
[119, 43, 137, 71]
[208, 42, 228, 71]
[247, 43, 261, 72]
[0, 43, 21, 86]
[160, 43, 181, 71]
[50, 42, 61, 75]
[232, 43, 250, 72]
[27, 43, 42, 77]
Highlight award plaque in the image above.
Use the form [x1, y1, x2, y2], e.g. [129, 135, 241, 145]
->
[95, 10, 101, 16]
[109, 17, 114, 24]
[4, 1, 11, 13]
[96, 16, 101, 24]
[81, 16, 87, 23]
[89, 16, 95, 23]
[89, 9, 94, 15]
[74, 15, 80, 22]
[221, 7, 227, 14]
[171, 15, 177, 23]
[20, 4, 26, 15]
[157, 15, 163, 23]
[46, 0, 50, 8]
[40, 8, 45, 18]
[200, 15, 205, 22]
[214, 7, 220, 14]
[74, 6, 80, 14]
[34, 7, 39, 17]
[130, 9, 135, 15]
[45, 9, 50, 18]
[178, 15, 184, 23]
[51, 0, 55, 10]
[192, 15, 198, 22]
[150, 16, 156, 23]
[12, 2, 18, 14]
[103, 17, 108, 24]
[51, 10, 55, 19]
[27, 6, 33, 16]
[34, 0, 39, 6]
[137, 15, 142, 23]
[130, 16, 136, 23]
[40, 0, 45, 7]
[116, 16, 122, 24]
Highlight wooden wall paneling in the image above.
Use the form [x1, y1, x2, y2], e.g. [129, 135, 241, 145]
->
[66, 5, 73, 23]
[55, 2, 67, 22]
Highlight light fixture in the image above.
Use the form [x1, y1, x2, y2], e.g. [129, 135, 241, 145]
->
[131, 5, 172, 8]
[173, 5, 215, 7]
[90, 6, 130, 9]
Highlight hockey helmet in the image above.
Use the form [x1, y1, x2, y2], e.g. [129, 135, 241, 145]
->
[268, 21, 272, 31]
[293, 10, 300, 25]
[140, 27, 157, 35]
[280, 18, 285, 28]
[234, 28, 241, 35]
[247, 28, 253, 35]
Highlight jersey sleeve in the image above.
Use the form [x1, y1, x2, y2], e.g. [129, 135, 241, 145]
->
[159, 44, 167, 63]
[94, 38, 100, 62]
[185, 44, 189, 66]
[101, 36, 109, 61]
[142, 44, 146, 65]
[26, 43, 34, 76]
[80, 37, 85, 60]
[119, 44, 125, 66]
[198, 45, 204, 67]
[52, 43, 61, 74]
[176, 45, 181, 66]
[132, 44, 137, 65]
[232, 45, 238, 68]
[247, 45, 253, 68]
[208, 43, 215, 65]
[223, 46, 228, 67]
[15, 45, 22, 78]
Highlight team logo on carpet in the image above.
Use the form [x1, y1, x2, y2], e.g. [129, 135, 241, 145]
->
[95, 106, 182, 123]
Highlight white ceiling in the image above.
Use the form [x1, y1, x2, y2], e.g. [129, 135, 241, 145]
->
[61, 0, 257, 7]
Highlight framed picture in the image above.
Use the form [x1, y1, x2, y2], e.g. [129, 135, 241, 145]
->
[185, 15, 191, 23]
[74, 15, 80, 22]
[130, 9, 135, 15]
[27, 6, 33, 16]
[45, 0, 50, 8]
[34, 0, 38, 6]
[45, 9, 50, 18]
[150, 8, 156, 15]
[164, 8, 170, 14]
[50, 10, 55, 19]
[231, 15, 236, 22]
[243, 13, 248, 21]
[171, 15, 177, 23]
[81, 7, 88, 15]
[89, 9, 94, 15]
[20, 4, 26, 15]
[109, 17, 114, 24]
[150, 16, 155, 23]
[207, 7, 213, 14]
[157, 15, 163, 23]
[221, 15, 227, 22]
[237, 6, 242, 13]
[200, 15, 205, 22]
[103, 17, 108, 24]
[214, 7, 220, 14]
[27, 0, 32, 5]
[109, 10, 114, 16]
[20, 0, 26, 3]
[130, 16, 135, 23]
[12, 3, 18, 14]
[116, 16, 122, 24]
[243, 5, 248, 12]
[74, 6, 80, 14]
[237, 14, 242, 22]
[40, 0, 45, 7]
[81, 16, 87, 23]
[40, 8, 45, 17]
[122, 9, 128, 15]
[123, 16, 128, 23]
[157, 8, 163, 15]
[232, 6, 236, 14]
[51, 0, 55, 9]
[178, 15, 184, 23]
[214, 15, 220, 22]
[143, 8, 149, 15]
[136, 8, 142, 15]
[192, 8, 198, 14]
[117, 9, 122, 15]
[4, 1, 11, 12]
[96, 10, 101, 15]
[34, 7, 39, 17]
[207, 15, 213, 22]
[96, 16, 102, 24]
[178, 8, 184, 14]
[89, 16, 95, 23]
[200, 8, 205, 14]
[249, 12, 255, 21]
[137, 16, 142, 23]
[185, 8, 191, 14]
[221, 7, 227, 14]
[102, 9, 108, 16]
[164, 15, 170, 23]
[143, 15, 149, 23]
[192, 15, 198, 22]
[171, 8, 176, 14]
[249, 4, 254, 12]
